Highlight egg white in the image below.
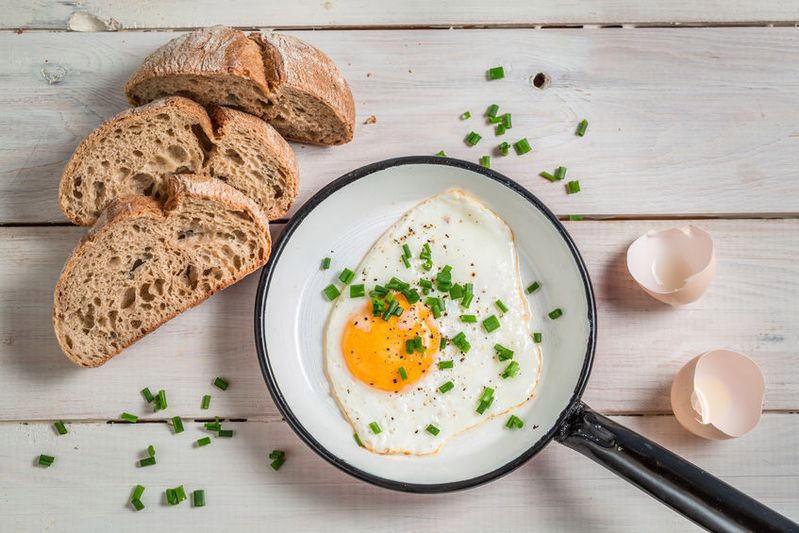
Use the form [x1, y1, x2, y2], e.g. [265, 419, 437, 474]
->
[324, 189, 542, 455]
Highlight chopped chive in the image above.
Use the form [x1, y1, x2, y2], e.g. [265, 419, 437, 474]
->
[120, 412, 138, 423]
[418, 279, 433, 290]
[369, 421, 382, 435]
[438, 360, 454, 369]
[138, 456, 156, 467]
[398, 367, 408, 381]
[438, 381, 455, 394]
[548, 308, 563, 319]
[554, 166, 567, 180]
[382, 299, 399, 320]
[350, 284, 365, 298]
[405, 339, 415, 355]
[568, 214, 584, 221]
[54, 421, 68, 435]
[499, 141, 510, 155]
[487, 66, 505, 80]
[387, 277, 410, 291]
[38, 454, 54, 467]
[402, 244, 412, 258]
[354, 433, 364, 447]
[451, 332, 471, 353]
[513, 138, 532, 155]
[526, 281, 541, 294]
[175, 485, 187, 502]
[461, 292, 474, 308]
[461, 111, 471, 120]
[323, 284, 341, 301]
[269, 450, 286, 470]
[465, 131, 482, 146]
[131, 499, 145, 511]
[166, 488, 178, 506]
[486, 104, 500, 118]
[566, 180, 581, 194]
[488, 115, 503, 124]
[576, 119, 589, 137]
[201, 395, 211, 410]
[460, 314, 477, 323]
[494, 343, 514, 361]
[449, 284, 464, 299]
[495, 124, 506, 136]
[480, 155, 490, 168]
[476, 387, 495, 414]
[426, 424, 440, 436]
[157, 389, 167, 411]
[131, 484, 145, 504]
[539, 171, 557, 182]
[482, 315, 501, 333]
[501, 113, 512, 129]
[196, 437, 212, 447]
[431, 304, 442, 319]
[439, 337, 448, 349]
[141, 387, 155, 403]
[213, 377, 229, 391]
[147, 445, 155, 457]
[533, 332, 543, 343]
[339, 268, 356, 285]
[204, 422, 222, 431]
[218, 429, 234, 438]
[321, 257, 331, 270]
[413, 335, 424, 352]
[501, 360, 521, 379]
[401, 255, 411, 268]
[193, 489, 205, 507]
[171, 416, 184, 434]
[436, 150, 447, 157]
[495, 299, 509, 314]
[506, 414, 525, 429]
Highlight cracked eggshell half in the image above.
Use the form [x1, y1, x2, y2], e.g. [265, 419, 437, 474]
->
[671, 349, 765, 440]
[626, 226, 715, 306]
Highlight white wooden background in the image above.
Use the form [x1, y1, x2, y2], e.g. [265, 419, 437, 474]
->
[1, 2, 798, 531]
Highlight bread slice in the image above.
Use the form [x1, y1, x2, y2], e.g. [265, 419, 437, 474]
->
[125, 26, 354, 145]
[59, 96, 298, 225]
[53, 174, 271, 367]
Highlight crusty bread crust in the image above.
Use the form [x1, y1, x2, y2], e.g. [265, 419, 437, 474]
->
[53, 174, 271, 367]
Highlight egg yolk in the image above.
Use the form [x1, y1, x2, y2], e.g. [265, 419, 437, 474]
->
[341, 294, 440, 392]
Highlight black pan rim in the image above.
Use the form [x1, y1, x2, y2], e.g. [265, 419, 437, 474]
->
[254, 155, 597, 493]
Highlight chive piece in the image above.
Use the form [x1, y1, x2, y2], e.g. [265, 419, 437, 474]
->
[494, 344, 514, 361]
[438, 360, 454, 369]
[213, 377, 229, 391]
[431, 304, 442, 319]
[413, 335, 424, 352]
[539, 171, 557, 182]
[196, 437, 211, 447]
[438, 381, 455, 394]
[501, 361, 521, 379]
[486, 104, 500, 118]
[402, 287, 421, 304]
[120, 412, 138, 423]
[487, 66, 505, 80]
[399, 367, 408, 381]
[338, 268, 355, 285]
[476, 387, 495, 414]
[576, 119, 589, 137]
[495, 299, 509, 314]
[506, 414, 525, 429]
[568, 214, 584, 221]
[193, 489, 205, 507]
[488, 115, 503, 124]
[461, 292, 474, 308]
[147, 445, 156, 458]
[204, 422, 222, 431]
[449, 284, 464, 299]
[501, 113, 512, 129]
[480, 155, 490, 168]
[526, 281, 541, 294]
[439, 337, 448, 349]
[495, 124, 506, 136]
[141, 387, 155, 403]
[38, 454, 54, 467]
[461, 111, 471, 120]
[166, 488, 178, 506]
[554, 166, 567, 180]
[353, 433, 364, 447]
[171, 416, 184, 434]
[482, 315, 501, 333]
[549, 308, 563, 319]
[323, 284, 341, 301]
[402, 244, 412, 258]
[138, 456, 156, 467]
[369, 421, 382, 435]
[321, 257, 331, 270]
[451, 331, 471, 353]
[465, 131, 482, 146]
[513, 138, 532, 155]
[54, 421, 68, 435]
[405, 339, 415, 355]
[418, 279, 433, 290]
[401, 255, 411, 268]
[566, 180, 581, 194]
[175, 485, 187, 502]
[201, 395, 211, 410]
[131, 484, 145, 503]
[499, 141, 510, 155]
[436, 150, 447, 157]
[426, 424, 441, 436]
[269, 450, 286, 471]
[157, 389, 167, 411]
[350, 284, 365, 298]
[460, 314, 477, 323]
[218, 429, 234, 438]
[131, 499, 145, 511]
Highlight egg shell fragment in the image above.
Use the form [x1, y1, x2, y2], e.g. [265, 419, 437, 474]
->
[626, 225, 715, 306]
[670, 349, 765, 440]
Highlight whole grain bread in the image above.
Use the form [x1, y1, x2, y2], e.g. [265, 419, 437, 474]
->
[59, 96, 298, 225]
[53, 174, 271, 367]
[125, 26, 354, 145]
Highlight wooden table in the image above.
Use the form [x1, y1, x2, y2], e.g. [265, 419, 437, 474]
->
[2, 2, 798, 531]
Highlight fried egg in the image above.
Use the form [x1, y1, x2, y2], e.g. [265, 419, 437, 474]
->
[324, 189, 542, 455]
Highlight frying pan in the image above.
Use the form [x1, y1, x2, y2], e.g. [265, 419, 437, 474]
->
[254, 156, 796, 531]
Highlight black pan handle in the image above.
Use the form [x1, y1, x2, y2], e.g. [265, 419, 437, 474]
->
[555, 402, 798, 532]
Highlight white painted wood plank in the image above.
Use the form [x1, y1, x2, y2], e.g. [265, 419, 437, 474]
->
[1, 219, 796, 421]
[1, 414, 797, 532]
[2, 28, 799, 222]
[2, 0, 798, 30]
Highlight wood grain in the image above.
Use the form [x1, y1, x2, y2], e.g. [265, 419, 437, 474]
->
[2, 0, 798, 30]
[2, 414, 797, 531]
[1, 219, 795, 421]
[2, 28, 799, 223]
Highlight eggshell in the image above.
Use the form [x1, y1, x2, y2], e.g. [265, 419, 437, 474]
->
[626, 225, 715, 306]
[671, 349, 765, 440]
